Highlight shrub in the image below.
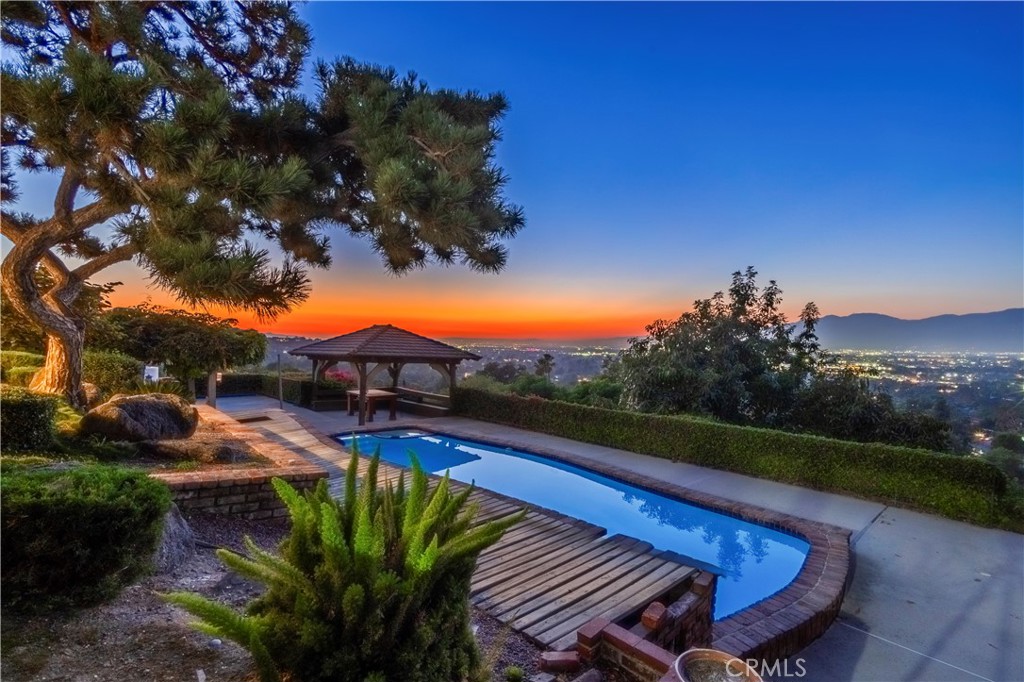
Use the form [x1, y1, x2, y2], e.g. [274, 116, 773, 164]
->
[0, 386, 58, 452]
[115, 379, 193, 399]
[459, 373, 512, 394]
[504, 666, 525, 682]
[0, 350, 44, 375]
[166, 451, 523, 682]
[452, 388, 1013, 527]
[83, 350, 143, 394]
[5, 365, 39, 387]
[1, 465, 171, 608]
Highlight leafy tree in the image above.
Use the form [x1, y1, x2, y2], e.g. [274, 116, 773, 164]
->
[620, 267, 824, 424]
[993, 432, 1024, 454]
[984, 447, 1024, 485]
[90, 306, 266, 396]
[166, 451, 523, 682]
[564, 376, 624, 409]
[788, 369, 954, 451]
[510, 373, 563, 400]
[534, 353, 555, 380]
[477, 361, 526, 384]
[618, 268, 960, 450]
[1, 2, 523, 408]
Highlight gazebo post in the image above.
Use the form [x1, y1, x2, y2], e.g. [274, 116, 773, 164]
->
[310, 359, 320, 407]
[448, 363, 457, 392]
[356, 362, 368, 426]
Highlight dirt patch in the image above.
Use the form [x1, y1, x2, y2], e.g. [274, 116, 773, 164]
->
[123, 421, 271, 473]
[1, 513, 545, 682]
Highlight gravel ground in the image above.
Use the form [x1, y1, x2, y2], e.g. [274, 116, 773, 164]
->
[1, 513, 546, 682]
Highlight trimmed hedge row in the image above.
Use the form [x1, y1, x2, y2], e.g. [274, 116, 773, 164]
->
[5, 366, 39, 387]
[0, 386, 58, 452]
[1, 465, 171, 608]
[196, 372, 353, 407]
[451, 389, 1012, 525]
[0, 350, 44, 373]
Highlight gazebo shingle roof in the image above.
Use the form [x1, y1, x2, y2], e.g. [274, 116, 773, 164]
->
[288, 324, 481, 363]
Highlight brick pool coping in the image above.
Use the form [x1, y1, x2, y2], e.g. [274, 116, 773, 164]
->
[301, 417, 852, 662]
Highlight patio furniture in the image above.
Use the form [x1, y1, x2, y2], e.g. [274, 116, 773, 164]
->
[346, 388, 398, 422]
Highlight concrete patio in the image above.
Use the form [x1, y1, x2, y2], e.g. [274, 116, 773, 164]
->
[211, 395, 1024, 682]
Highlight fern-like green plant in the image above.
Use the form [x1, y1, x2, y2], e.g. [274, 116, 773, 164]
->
[164, 446, 524, 682]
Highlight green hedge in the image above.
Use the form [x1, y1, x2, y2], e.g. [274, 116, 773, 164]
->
[195, 372, 346, 408]
[0, 350, 44, 372]
[193, 372, 265, 397]
[5, 366, 39, 387]
[1, 465, 171, 608]
[0, 386, 58, 452]
[452, 389, 1012, 526]
[83, 350, 143, 394]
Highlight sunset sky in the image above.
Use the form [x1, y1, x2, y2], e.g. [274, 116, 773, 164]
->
[7, 2, 1023, 340]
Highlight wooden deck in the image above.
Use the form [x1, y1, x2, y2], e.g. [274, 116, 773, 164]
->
[226, 408, 699, 651]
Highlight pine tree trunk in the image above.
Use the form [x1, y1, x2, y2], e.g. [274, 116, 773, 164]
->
[30, 327, 85, 408]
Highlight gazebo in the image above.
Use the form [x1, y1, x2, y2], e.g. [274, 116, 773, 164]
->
[288, 324, 481, 425]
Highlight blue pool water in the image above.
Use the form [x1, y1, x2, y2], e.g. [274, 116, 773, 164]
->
[335, 430, 809, 620]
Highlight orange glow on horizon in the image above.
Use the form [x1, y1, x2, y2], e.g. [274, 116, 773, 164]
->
[106, 287, 676, 340]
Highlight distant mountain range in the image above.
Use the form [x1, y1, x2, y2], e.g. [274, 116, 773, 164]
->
[265, 309, 1024, 354]
[814, 308, 1023, 353]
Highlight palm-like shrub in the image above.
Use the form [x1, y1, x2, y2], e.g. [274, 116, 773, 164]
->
[166, 449, 523, 682]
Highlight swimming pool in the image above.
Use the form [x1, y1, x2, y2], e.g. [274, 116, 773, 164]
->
[335, 430, 809, 620]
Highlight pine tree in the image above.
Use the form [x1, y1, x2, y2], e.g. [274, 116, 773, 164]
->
[1, 3, 524, 407]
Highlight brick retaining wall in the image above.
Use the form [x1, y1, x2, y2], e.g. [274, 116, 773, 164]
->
[150, 406, 328, 519]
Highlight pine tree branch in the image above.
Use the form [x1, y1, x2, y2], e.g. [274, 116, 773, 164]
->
[72, 243, 138, 281]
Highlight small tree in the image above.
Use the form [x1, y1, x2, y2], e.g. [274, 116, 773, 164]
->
[477, 361, 526, 384]
[166, 450, 523, 682]
[91, 306, 266, 396]
[534, 353, 555, 380]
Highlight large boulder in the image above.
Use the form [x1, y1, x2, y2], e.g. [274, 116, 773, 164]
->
[137, 437, 251, 463]
[81, 382, 103, 409]
[153, 504, 195, 574]
[80, 393, 198, 442]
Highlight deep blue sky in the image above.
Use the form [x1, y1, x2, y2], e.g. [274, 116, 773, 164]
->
[13, 2, 1024, 338]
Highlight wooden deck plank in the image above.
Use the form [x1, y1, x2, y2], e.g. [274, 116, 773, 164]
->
[475, 536, 647, 610]
[473, 525, 605, 580]
[522, 560, 687, 644]
[491, 546, 662, 622]
[475, 523, 601, 572]
[470, 529, 611, 594]
[544, 563, 699, 650]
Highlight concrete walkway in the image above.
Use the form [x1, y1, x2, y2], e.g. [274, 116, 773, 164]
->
[211, 396, 1024, 682]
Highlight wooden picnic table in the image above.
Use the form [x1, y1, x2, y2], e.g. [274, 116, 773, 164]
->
[346, 389, 398, 422]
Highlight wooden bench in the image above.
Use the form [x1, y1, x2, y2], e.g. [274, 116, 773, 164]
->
[395, 387, 451, 417]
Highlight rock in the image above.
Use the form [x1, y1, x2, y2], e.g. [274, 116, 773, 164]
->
[153, 504, 195, 574]
[81, 382, 103, 409]
[80, 393, 198, 442]
[137, 437, 249, 463]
